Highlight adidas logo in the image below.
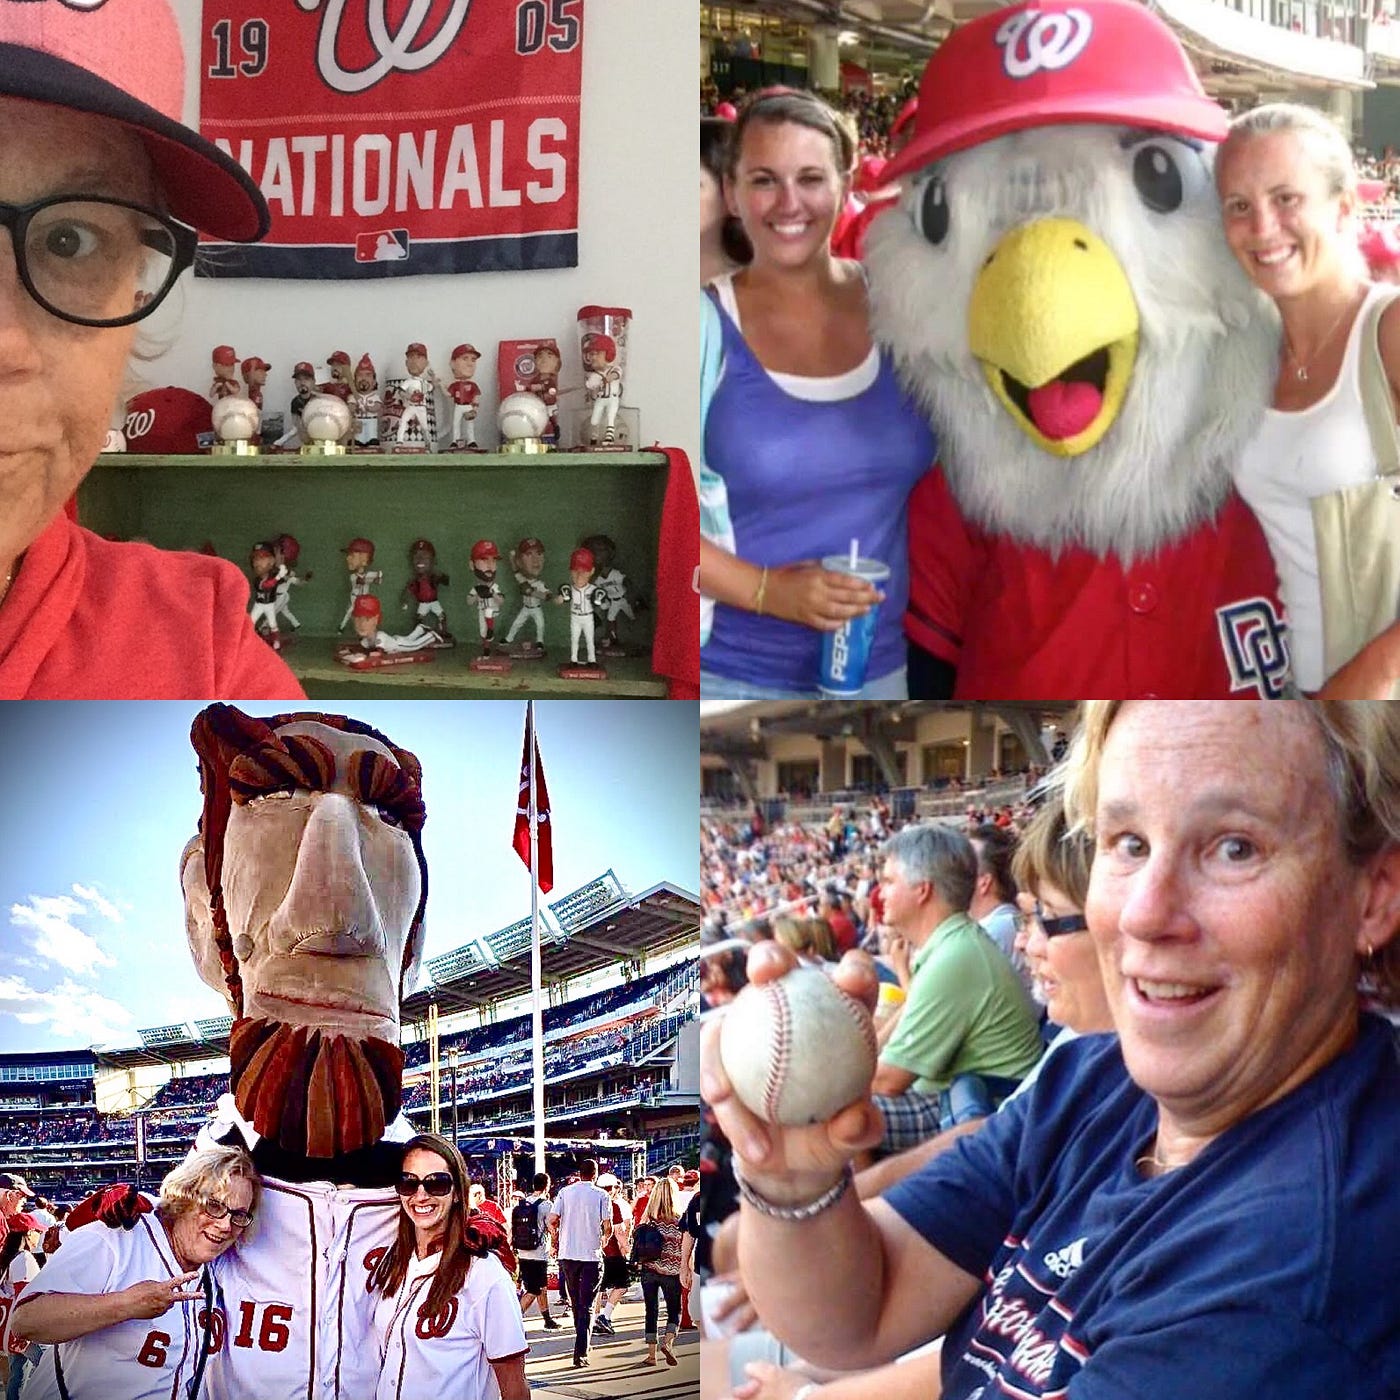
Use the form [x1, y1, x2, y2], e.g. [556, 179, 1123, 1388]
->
[1043, 1236, 1087, 1279]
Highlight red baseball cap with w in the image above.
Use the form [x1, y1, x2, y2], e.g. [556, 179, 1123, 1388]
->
[0, 0, 269, 241]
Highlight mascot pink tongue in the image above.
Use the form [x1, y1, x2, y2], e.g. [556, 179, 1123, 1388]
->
[1027, 381, 1101, 440]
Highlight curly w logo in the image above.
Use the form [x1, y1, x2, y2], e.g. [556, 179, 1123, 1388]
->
[294, 0, 472, 94]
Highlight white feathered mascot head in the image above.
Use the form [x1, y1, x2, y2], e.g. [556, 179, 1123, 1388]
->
[869, 0, 1278, 564]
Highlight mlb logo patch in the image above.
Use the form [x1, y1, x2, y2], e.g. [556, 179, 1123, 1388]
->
[355, 229, 410, 263]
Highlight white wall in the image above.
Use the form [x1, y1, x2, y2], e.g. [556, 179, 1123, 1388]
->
[139, 1, 698, 460]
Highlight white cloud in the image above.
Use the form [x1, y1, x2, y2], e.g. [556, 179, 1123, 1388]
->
[0, 975, 133, 1044]
[8, 894, 117, 976]
[71, 884, 123, 923]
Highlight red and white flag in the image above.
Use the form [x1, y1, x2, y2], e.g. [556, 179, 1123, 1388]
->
[512, 703, 552, 892]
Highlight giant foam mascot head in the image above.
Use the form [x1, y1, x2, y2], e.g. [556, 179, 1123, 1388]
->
[867, 0, 1291, 699]
[182, 704, 427, 1161]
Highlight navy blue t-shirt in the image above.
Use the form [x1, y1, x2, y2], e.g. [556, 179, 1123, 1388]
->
[886, 1016, 1400, 1398]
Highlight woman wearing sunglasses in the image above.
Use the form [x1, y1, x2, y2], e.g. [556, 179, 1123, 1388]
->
[1011, 785, 1115, 1055]
[369, 1133, 528, 1400]
[0, 0, 301, 698]
[10, 1145, 258, 1400]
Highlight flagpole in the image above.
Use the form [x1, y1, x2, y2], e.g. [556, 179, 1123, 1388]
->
[528, 701, 546, 1175]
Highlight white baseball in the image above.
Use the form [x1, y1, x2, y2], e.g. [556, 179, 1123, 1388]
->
[211, 395, 260, 442]
[719, 965, 877, 1125]
[301, 393, 353, 443]
[497, 391, 549, 440]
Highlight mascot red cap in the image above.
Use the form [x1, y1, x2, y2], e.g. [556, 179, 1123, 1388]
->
[883, 0, 1226, 184]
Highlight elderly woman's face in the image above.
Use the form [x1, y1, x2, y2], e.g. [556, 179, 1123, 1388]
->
[1086, 702, 1378, 1136]
[168, 1174, 254, 1269]
[0, 99, 152, 566]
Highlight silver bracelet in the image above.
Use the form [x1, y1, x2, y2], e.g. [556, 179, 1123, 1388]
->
[733, 1162, 853, 1220]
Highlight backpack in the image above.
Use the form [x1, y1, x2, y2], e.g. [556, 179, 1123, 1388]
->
[511, 1196, 545, 1252]
[630, 1221, 665, 1266]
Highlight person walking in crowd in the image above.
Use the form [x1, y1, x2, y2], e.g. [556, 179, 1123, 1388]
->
[0, 0, 301, 698]
[704, 700, 1400, 1399]
[1220, 104, 1400, 696]
[698, 88, 935, 698]
[368, 1134, 528, 1400]
[592, 1174, 631, 1337]
[638, 1177, 685, 1368]
[513, 1173, 560, 1330]
[12, 1145, 259, 1400]
[548, 1159, 611, 1368]
[870, 824, 1043, 1149]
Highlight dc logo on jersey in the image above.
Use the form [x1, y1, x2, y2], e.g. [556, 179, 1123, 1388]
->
[995, 9, 1093, 79]
[294, 0, 472, 95]
[415, 1297, 459, 1339]
[1217, 598, 1290, 697]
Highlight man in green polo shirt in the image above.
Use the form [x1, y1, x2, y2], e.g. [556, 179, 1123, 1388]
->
[872, 823, 1043, 1153]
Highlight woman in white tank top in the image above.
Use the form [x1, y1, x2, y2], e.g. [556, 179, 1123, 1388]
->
[1216, 103, 1400, 695]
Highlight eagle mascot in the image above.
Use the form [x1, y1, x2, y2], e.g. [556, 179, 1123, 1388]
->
[867, 0, 1292, 699]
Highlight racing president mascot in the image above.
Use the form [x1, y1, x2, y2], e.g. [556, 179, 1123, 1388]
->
[867, 0, 1292, 698]
[69, 706, 504, 1399]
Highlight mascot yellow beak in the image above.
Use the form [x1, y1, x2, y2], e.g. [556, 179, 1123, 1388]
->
[968, 218, 1139, 457]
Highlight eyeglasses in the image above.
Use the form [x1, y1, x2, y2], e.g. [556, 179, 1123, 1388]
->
[197, 1196, 253, 1229]
[396, 1172, 454, 1198]
[0, 195, 197, 328]
[1013, 905, 1089, 939]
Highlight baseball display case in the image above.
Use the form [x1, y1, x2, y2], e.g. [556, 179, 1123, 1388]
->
[79, 450, 671, 698]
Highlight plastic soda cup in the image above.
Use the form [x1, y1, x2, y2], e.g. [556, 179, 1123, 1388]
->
[818, 555, 890, 697]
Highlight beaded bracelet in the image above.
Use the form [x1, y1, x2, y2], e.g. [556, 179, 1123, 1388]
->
[733, 1162, 853, 1221]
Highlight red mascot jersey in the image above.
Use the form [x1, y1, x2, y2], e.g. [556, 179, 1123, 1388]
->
[906, 467, 1290, 699]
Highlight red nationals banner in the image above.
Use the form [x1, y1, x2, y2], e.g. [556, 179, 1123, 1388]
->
[197, 0, 583, 279]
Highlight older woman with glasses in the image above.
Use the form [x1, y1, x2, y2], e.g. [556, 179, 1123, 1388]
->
[11, 1145, 258, 1400]
[0, 0, 302, 698]
[705, 701, 1400, 1400]
[369, 1133, 528, 1400]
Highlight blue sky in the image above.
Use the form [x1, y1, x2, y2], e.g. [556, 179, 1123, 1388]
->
[0, 702, 698, 1054]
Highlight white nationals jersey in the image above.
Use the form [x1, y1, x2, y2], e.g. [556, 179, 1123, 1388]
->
[17, 1213, 219, 1400]
[595, 569, 626, 603]
[372, 1251, 526, 1400]
[202, 1177, 399, 1400]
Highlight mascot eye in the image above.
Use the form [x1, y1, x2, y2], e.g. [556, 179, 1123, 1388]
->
[1133, 145, 1183, 213]
[915, 176, 950, 246]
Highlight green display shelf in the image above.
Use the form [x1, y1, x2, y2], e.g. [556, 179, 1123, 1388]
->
[81, 450, 670, 700]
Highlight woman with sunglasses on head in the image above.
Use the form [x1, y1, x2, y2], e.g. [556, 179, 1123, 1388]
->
[0, 0, 302, 698]
[369, 1133, 528, 1400]
[10, 1145, 258, 1400]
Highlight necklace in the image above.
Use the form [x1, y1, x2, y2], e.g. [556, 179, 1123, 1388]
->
[1282, 293, 1360, 382]
[1134, 1132, 1193, 1178]
[0, 563, 12, 606]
